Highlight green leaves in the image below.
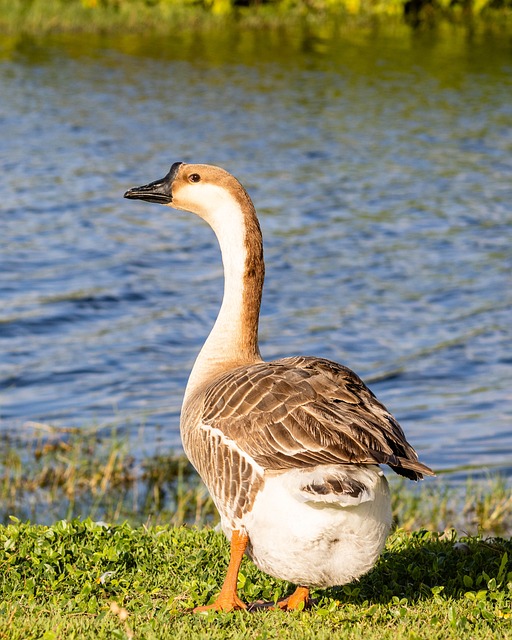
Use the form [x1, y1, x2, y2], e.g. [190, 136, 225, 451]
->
[1, 522, 511, 638]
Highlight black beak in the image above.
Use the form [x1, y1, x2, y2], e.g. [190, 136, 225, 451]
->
[124, 162, 182, 204]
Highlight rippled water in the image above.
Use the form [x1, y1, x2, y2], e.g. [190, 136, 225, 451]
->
[1, 28, 511, 477]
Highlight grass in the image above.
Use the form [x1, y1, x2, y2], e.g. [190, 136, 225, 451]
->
[1, 521, 511, 638]
[1, 426, 512, 637]
[0, 423, 216, 527]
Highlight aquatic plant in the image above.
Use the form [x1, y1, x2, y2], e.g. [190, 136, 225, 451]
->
[1, 424, 512, 535]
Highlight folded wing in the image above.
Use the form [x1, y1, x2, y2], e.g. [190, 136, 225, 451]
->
[202, 356, 434, 481]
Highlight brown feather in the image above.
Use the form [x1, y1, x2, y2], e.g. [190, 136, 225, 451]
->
[202, 356, 434, 481]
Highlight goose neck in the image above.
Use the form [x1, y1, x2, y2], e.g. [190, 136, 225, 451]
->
[184, 198, 264, 399]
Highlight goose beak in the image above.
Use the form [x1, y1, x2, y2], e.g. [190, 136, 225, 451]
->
[124, 162, 182, 204]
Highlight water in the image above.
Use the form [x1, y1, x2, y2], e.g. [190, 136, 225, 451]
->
[1, 27, 511, 477]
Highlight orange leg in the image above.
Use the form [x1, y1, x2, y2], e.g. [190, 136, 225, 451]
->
[276, 586, 311, 611]
[193, 530, 249, 613]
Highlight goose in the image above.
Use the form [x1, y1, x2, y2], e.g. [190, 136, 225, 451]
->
[124, 162, 434, 612]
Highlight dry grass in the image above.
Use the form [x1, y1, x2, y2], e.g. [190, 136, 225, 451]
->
[0, 422, 216, 526]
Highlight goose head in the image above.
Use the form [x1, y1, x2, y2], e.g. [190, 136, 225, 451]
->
[125, 161, 264, 379]
[124, 162, 256, 232]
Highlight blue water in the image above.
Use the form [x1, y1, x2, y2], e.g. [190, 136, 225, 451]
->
[1, 29, 511, 477]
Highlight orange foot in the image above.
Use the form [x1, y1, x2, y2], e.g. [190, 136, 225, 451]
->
[193, 529, 249, 613]
[247, 586, 312, 612]
[276, 586, 311, 611]
[193, 593, 247, 613]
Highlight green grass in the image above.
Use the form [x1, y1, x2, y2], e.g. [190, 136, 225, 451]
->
[1, 520, 511, 639]
[1, 428, 512, 637]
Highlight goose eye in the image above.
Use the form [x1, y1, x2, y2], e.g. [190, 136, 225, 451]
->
[189, 173, 201, 183]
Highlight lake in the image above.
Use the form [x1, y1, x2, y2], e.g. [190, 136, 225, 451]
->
[1, 25, 511, 480]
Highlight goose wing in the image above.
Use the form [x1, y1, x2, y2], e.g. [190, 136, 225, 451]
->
[202, 356, 434, 481]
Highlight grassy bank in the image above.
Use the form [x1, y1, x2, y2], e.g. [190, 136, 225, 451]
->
[1, 521, 511, 639]
[1, 427, 512, 637]
[0, 0, 511, 35]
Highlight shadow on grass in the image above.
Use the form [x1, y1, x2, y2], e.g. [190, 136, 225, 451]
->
[181, 528, 511, 614]
[321, 530, 511, 606]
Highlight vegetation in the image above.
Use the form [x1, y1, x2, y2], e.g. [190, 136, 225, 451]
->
[1, 520, 512, 638]
[0, 0, 511, 35]
[2, 424, 512, 535]
[1, 426, 512, 637]
[0, 424, 216, 527]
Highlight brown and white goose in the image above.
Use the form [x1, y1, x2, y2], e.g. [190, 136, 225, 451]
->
[124, 162, 434, 612]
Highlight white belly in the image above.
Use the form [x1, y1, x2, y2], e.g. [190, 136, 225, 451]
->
[229, 465, 391, 588]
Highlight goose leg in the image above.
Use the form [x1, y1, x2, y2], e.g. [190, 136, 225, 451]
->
[193, 530, 248, 612]
[276, 585, 311, 610]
